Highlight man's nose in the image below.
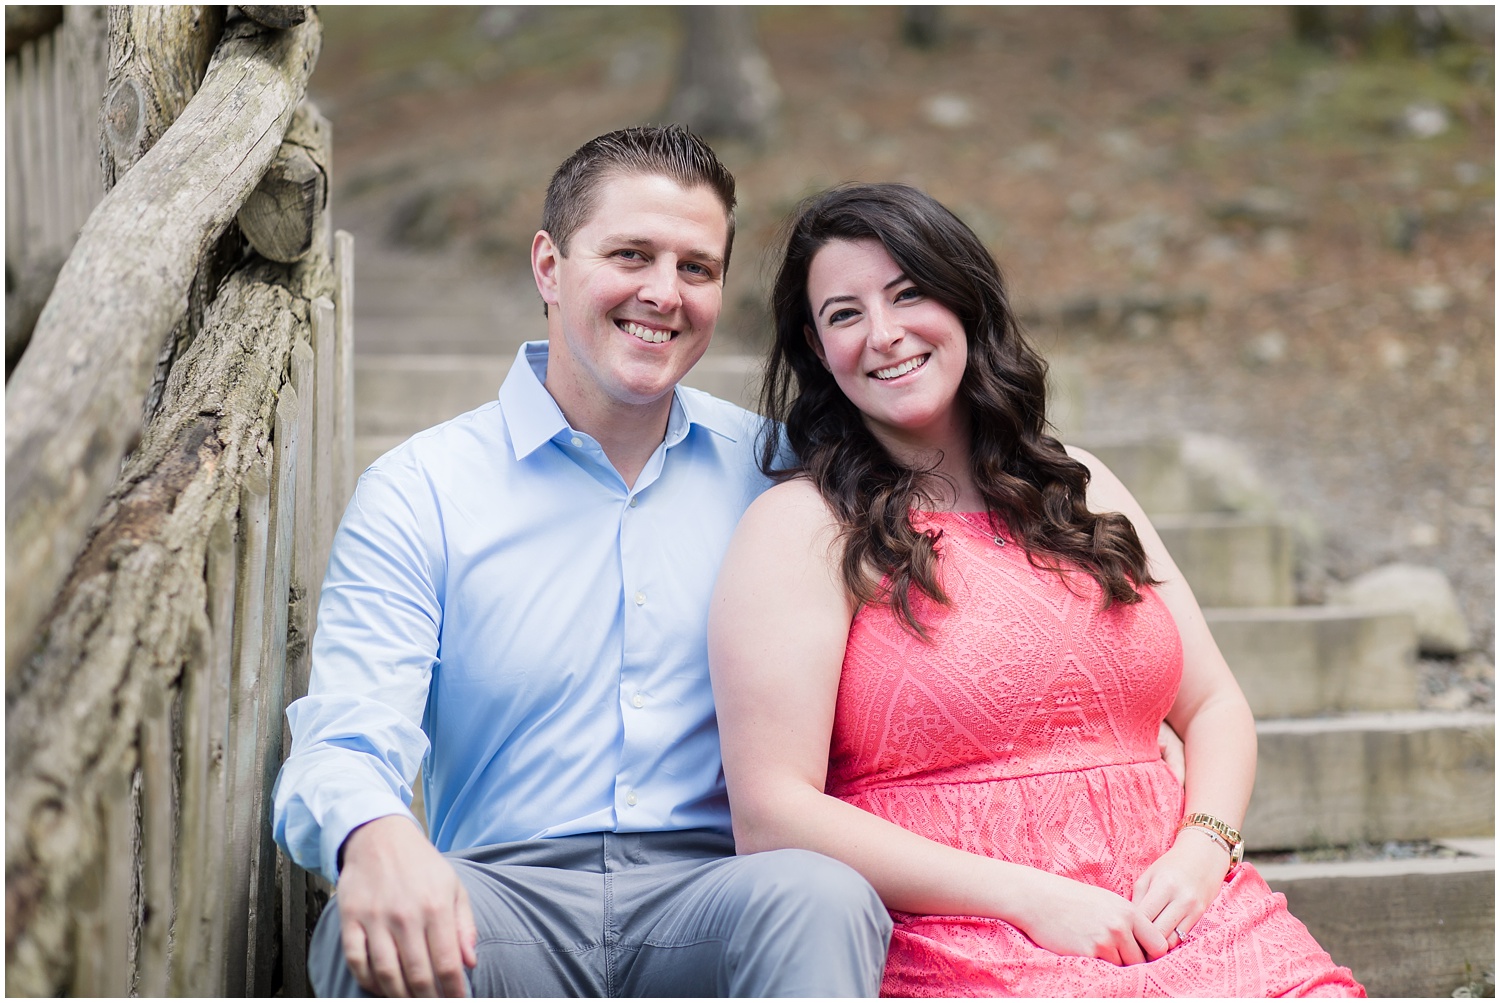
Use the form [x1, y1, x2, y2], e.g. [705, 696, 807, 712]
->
[637, 259, 682, 313]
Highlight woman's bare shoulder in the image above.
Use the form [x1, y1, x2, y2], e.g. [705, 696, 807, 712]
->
[746, 476, 840, 525]
[1063, 444, 1135, 513]
[735, 477, 844, 563]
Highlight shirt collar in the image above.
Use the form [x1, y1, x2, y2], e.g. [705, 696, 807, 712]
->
[500, 341, 743, 460]
[499, 342, 569, 459]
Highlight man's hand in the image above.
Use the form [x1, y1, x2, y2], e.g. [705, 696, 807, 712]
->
[337, 815, 478, 997]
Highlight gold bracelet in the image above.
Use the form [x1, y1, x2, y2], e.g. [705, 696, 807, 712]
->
[1180, 812, 1242, 848]
[1179, 812, 1245, 873]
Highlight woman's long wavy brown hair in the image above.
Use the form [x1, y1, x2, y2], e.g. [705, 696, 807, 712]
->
[760, 183, 1158, 636]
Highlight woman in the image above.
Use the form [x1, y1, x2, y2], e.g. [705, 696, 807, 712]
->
[707, 183, 1363, 996]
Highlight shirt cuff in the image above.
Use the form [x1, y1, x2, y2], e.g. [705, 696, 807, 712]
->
[319, 794, 423, 886]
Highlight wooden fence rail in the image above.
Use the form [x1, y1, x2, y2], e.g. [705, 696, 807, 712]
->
[5, 6, 347, 995]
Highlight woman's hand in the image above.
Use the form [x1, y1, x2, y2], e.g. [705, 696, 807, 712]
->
[1011, 870, 1171, 966]
[1158, 722, 1186, 787]
[1130, 827, 1230, 950]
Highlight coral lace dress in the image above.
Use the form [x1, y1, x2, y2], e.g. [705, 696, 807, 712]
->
[825, 512, 1364, 997]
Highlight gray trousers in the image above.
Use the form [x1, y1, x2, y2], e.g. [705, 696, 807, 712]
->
[309, 829, 892, 997]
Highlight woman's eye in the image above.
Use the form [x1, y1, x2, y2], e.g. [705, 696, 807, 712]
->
[895, 286, 922, 302]
[828, 308, 857, 325]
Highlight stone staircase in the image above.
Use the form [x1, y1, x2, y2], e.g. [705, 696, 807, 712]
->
[1080, 434, 1495, 998]
[350, 248, 1492, 997]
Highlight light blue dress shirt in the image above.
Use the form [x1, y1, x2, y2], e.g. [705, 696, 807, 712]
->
[272, 341, 775, 884]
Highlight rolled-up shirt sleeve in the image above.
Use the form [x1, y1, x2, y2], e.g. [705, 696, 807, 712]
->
[272, 460, 443, 885]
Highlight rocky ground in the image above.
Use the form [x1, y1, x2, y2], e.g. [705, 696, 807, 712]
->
[308, 7, 1494, 703]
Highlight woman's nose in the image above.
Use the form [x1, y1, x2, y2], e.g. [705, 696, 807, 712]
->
[868, 308, 902, 351]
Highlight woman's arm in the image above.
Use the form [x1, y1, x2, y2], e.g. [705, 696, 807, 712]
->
[1067, 446, 1259, 944]
[709, 478, 1170, 966]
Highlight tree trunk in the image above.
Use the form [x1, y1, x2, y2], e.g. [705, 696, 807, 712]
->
[665, 7, 779, 143]
[901, 6, 945, 48]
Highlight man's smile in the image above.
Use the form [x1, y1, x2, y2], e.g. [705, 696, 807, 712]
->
[619, 319, 677, 344]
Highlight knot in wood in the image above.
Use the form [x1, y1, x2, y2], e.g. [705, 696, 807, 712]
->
[104, 79, 144, 151]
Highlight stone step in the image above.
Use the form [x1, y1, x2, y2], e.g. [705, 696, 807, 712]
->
[355, 315, 542, 358]
[355, 354, 511, 437]
[350, 252, 546, 353]
[1075, 432, 1283, 520]
[1248, 710, 1494, 851]
[1155, 513, 1296, 607]
[353, 353, 766, 470]
[356, 435, 405, 476]
[1256, 847, 1494, 997]
[681, 355, 763, 409]
[355, 275, 515, 319]
[1207, 606, 1418, 718]
[1072, 435, 1198, 515]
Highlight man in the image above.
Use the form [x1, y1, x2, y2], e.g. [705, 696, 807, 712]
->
[272, 126, 892, 997]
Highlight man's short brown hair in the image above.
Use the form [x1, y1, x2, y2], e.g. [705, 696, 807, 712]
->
[542, 125, 738, 271]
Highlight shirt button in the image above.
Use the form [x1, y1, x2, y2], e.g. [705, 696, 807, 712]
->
[570, 436, 583, 447]
[625, 790, 639, 807]
[629, 496, 638, 508]
[631, 693, 644, 708]
[634, 591, 646, 606]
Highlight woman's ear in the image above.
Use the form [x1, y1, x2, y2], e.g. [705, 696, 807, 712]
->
[805, 325, 831, 371]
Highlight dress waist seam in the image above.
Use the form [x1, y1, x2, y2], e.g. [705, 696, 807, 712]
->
[834, 754, 1171, 795]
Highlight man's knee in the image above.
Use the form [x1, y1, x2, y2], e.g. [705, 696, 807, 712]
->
[733, 848, 891, 935]
[716, 850, 890, 996]
[308, 895, 368, 998]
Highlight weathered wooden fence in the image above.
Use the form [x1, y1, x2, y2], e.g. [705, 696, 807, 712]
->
[6, 6, 351, 995]
[4, 6, 109, 374]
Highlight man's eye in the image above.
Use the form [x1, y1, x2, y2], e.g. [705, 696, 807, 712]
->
[683, 262, 711, 277]
[616, 249, 644, 260]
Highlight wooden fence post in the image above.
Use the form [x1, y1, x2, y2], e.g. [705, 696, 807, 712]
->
[247, 380, 300, 994]
[311, 296, 338, 576]
[201, 510, 240, 998]
[169, 511, 236, 997]
[335, 230, 357, 508]
[136, 677, 175, 996]
[281, 336, 318, 997]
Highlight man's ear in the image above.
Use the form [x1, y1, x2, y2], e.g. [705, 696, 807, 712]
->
[805, 324, 831, 371]
[532, 230, 562, 312]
